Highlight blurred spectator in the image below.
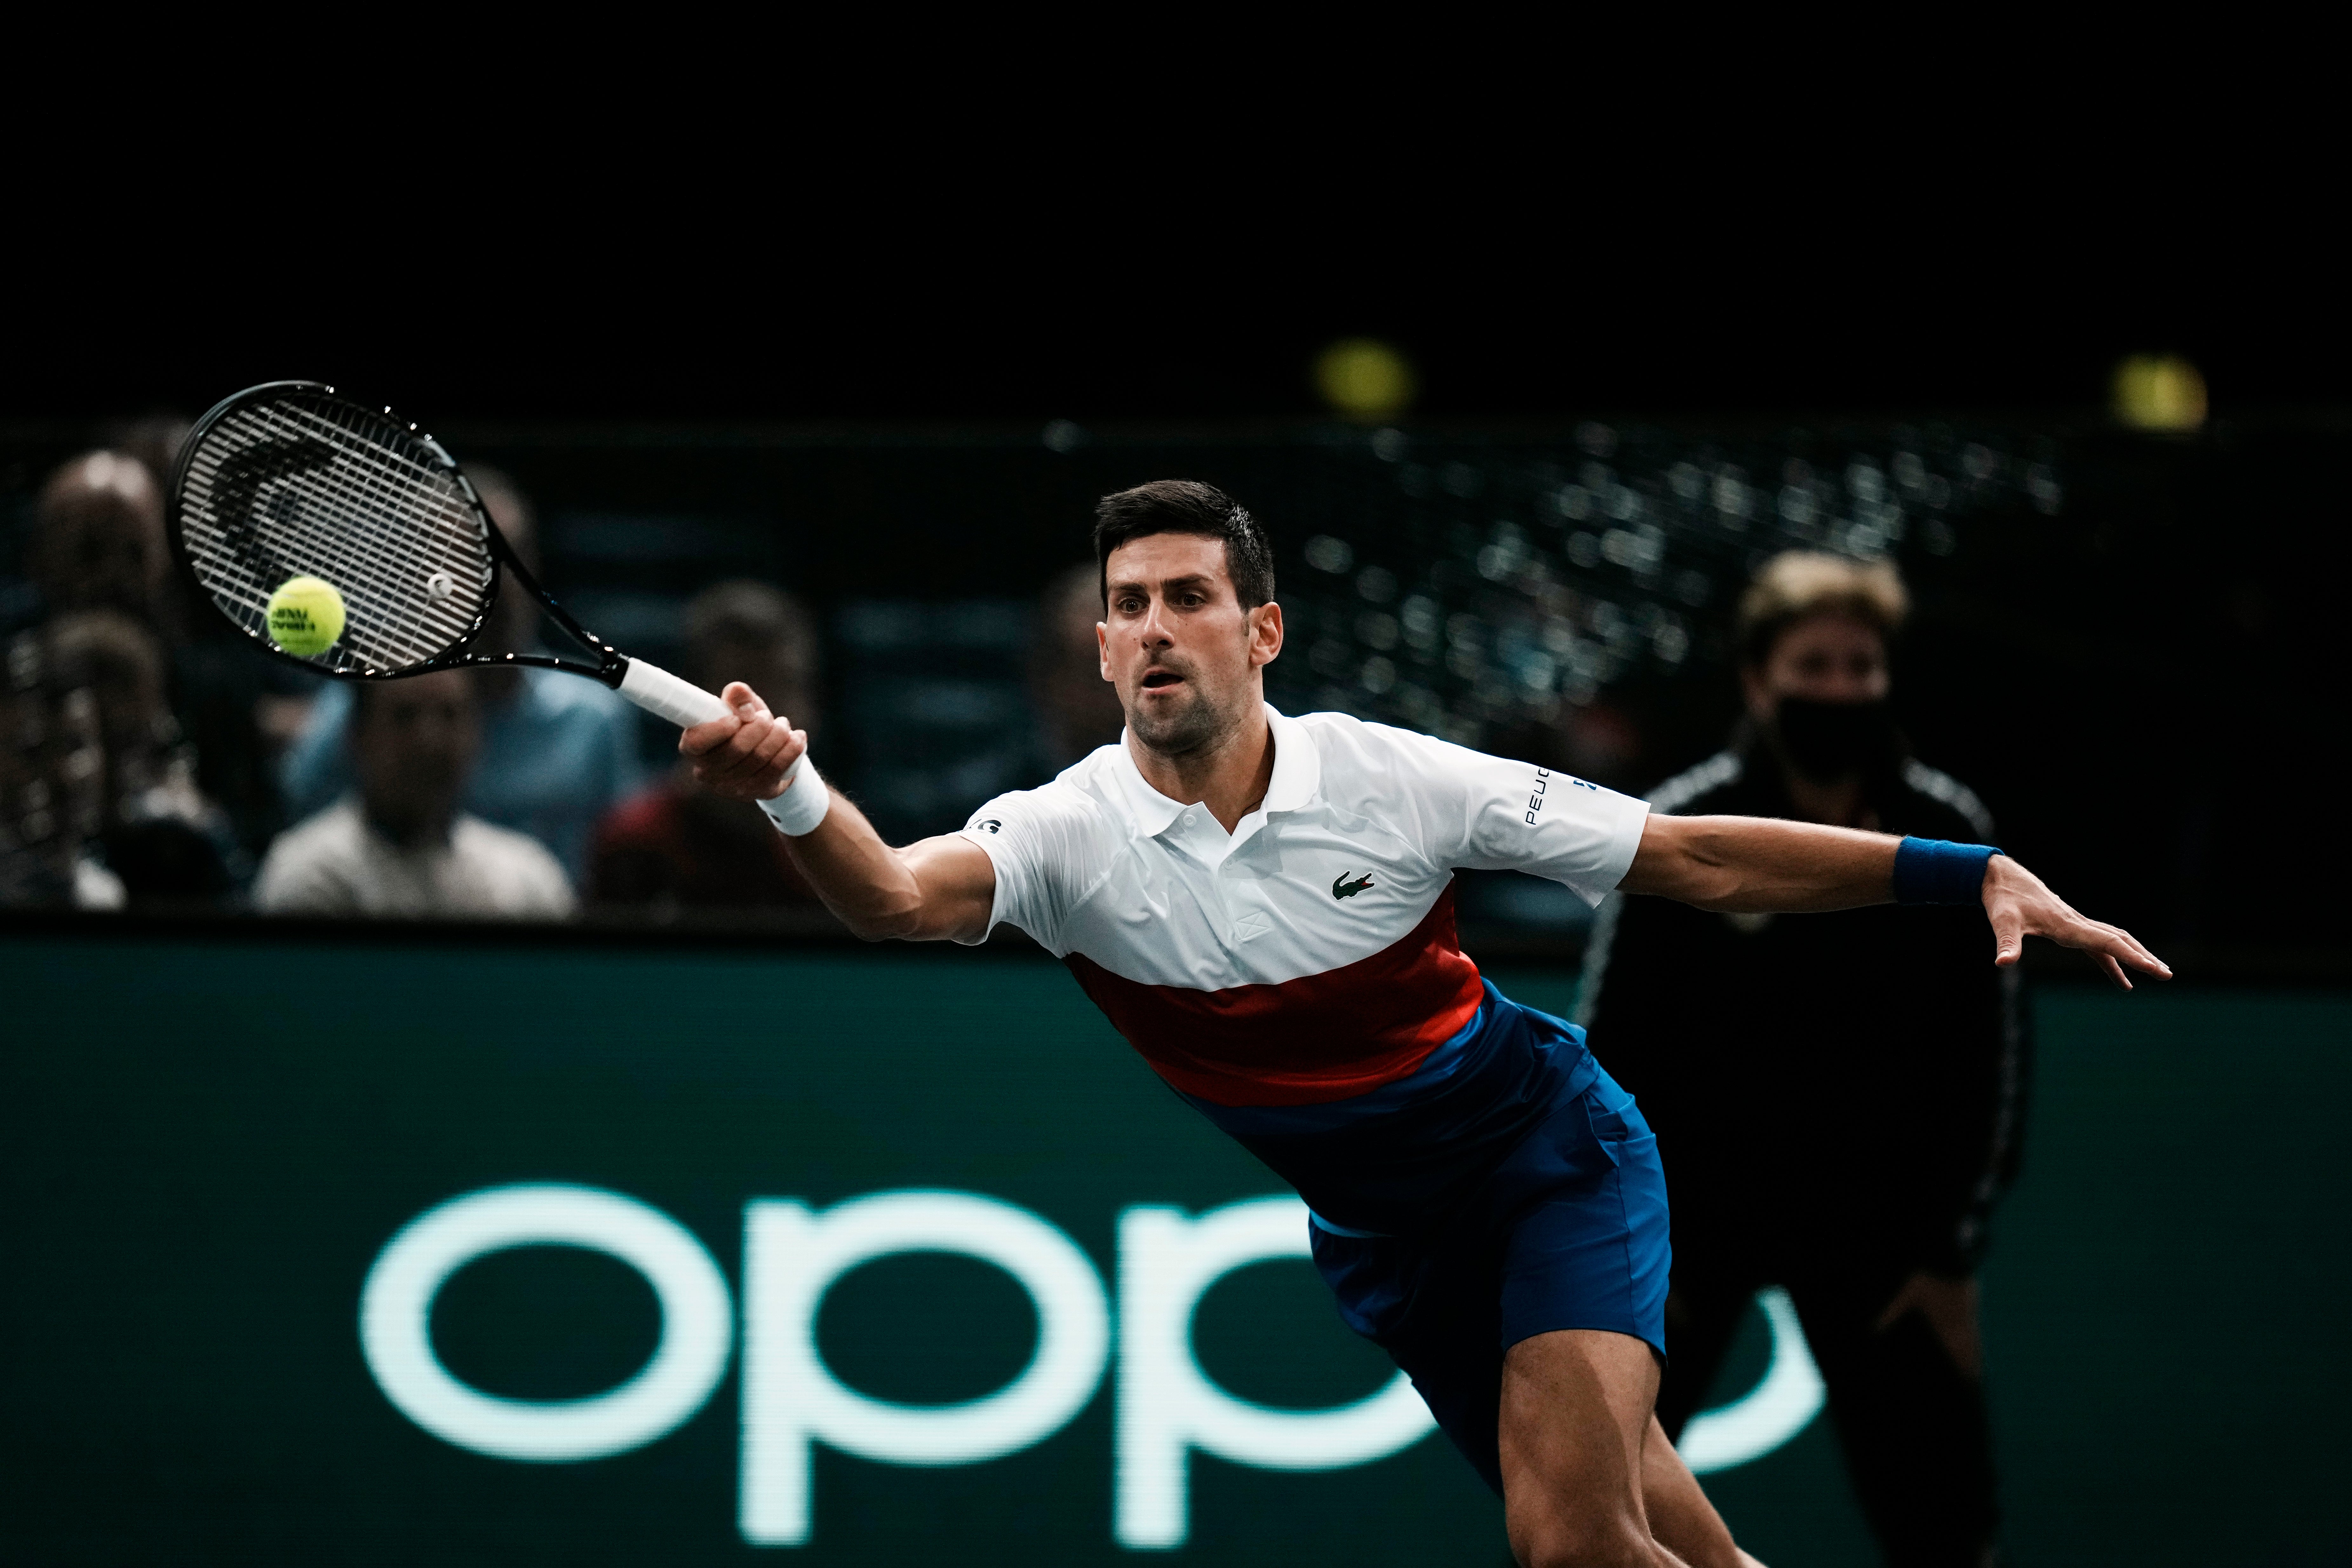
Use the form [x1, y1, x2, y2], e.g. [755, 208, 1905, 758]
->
[589, 582, 825, 913]
[31, 452, 168, 623]
[32, 441, 308, 859]
[104, 414, 194, 510]
[1579, 551, 2022, 1567]
[1029, 562, 1123, 771]
[256, 671, 572, 918]
[278, 466, 640, 879]
[1, 631, 117, 909]
[48, 612, 243, 903]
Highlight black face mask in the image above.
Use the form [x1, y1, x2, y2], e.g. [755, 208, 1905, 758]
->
[1773, 697, 1897, 783]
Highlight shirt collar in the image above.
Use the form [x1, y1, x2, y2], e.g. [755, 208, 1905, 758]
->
[1109, 734, 1187, 837]
[1108, 701, 1320, 838]
[1261, 704, 1320, 812]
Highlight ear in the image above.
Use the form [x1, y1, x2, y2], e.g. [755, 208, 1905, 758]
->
[1248, 601, 1284, 668]
[1096, 621, 1112, 683]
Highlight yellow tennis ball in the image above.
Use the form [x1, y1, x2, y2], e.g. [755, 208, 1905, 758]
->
[266, 575, 346, 656]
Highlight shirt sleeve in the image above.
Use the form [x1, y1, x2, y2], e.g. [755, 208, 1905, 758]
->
[951, 782, 1098, 952]
[1378, 725, 1650, 905]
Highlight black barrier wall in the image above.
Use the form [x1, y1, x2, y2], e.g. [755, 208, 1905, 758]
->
[3, 931, 2348, 1564]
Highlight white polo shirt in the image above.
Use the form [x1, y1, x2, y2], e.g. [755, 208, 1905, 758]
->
[958, 705, 1648, 1107]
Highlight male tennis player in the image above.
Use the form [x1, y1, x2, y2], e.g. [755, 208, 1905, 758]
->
[682, 481, 2165, 1568]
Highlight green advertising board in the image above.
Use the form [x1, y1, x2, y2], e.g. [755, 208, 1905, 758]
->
[2, 931, 2346, 1564]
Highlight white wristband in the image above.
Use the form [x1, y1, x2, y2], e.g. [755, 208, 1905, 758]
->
[757, 757, 831, 837]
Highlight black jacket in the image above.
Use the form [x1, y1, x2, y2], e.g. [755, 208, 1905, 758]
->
[1578, 744, 2027, 1278]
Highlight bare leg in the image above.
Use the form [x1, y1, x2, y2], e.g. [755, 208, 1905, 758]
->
[1640, 1411, 1765, 1568]
[1500, 1328, 1761, 1568]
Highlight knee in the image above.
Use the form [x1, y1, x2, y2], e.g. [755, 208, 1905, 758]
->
[1511, 1511, 1655, 1568]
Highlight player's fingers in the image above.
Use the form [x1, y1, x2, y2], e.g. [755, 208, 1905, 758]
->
[2097, 951, 2132, 990]
[749, 721, 801, 771]
[701, 754, 776, 799]
[1989, 904, 2024, 967]
[722, 680, 772, 721]
[2102, 923, 2171, 978]
[678, 711, 741, 758]
[693, 719, 773, 777]
[2097, 926, 2170, 980]
[2054, 912, 2171, 978]
[722, 713, 780, 764]
[753, 729, 810, 798]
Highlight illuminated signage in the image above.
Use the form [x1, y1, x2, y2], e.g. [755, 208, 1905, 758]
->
[361, 1183, 1818, 1550]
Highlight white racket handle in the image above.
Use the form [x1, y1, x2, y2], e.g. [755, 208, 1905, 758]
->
[616, 657, 832, 836]
[618, 657, 731, 727]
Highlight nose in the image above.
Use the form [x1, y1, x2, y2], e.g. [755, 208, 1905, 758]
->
[1136, 597, 1175, 646]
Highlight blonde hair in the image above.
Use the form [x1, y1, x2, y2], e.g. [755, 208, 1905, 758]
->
[1736, 551, 1909, 667]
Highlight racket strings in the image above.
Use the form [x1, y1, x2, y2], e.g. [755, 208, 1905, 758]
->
[178, 392, 494, 674]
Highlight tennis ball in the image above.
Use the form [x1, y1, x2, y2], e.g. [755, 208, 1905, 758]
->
[266, 575, 346, 656]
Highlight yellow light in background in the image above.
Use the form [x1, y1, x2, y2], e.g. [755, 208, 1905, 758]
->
[1315, 339, 1416, 422]
[2113, 353, 2208, 432]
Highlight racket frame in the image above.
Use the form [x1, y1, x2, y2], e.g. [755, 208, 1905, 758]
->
[167, 380, 635, 692]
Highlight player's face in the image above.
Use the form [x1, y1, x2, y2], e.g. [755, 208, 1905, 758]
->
[1099, 534, 1283, 756]
[1742, 612, 1889, 720]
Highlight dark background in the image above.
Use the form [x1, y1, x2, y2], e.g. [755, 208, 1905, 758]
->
[14, 390, 2333, 968]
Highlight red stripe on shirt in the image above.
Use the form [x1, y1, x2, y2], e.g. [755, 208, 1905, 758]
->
[1064, 884, 1487, 1107]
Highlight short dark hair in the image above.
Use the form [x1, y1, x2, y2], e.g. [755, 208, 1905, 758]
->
[1093, 481, 1275, 609]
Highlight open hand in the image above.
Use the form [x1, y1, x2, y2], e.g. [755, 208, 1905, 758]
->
[680, 681, 808, 802]
[1985, 854, 2170, 989]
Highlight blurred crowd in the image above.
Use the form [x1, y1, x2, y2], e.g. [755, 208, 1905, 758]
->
[3, 441, 1125, 925]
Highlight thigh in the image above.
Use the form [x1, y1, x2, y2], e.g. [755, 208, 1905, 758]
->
[1498, 1328, 1663, 1568]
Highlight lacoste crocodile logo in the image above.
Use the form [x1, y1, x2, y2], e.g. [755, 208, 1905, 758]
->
[1332, 872, 1375, 900]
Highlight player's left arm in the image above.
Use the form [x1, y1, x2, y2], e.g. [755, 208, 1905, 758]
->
[1619, 813, 2169, 989]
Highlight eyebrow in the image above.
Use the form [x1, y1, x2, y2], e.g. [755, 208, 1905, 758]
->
[1109, 573, 1218, 600]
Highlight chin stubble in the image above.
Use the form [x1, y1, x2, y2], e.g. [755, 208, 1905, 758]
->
[1127, 683, 1232, 757]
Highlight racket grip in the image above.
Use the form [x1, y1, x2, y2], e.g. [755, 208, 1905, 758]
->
[618, 658, 732, 728]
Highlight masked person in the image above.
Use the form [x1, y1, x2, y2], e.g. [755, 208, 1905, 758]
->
[1578, 551, 2022, 1568]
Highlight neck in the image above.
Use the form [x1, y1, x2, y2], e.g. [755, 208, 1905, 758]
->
[1781, 767, 1872, 829]
[1127, 703, 1275, 833]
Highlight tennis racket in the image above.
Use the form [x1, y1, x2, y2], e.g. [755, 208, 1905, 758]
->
[166, 380, 731, 730]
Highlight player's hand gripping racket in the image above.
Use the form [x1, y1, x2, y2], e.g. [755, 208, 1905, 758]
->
[166, 381, 732, 730]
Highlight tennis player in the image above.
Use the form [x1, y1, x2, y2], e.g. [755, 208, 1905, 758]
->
[683, 481, 2165, 1568]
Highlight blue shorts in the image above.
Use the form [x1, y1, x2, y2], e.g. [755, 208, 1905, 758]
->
[1181, 982, 1671, 1494]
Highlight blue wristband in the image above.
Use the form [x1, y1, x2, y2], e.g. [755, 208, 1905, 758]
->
[1892, 837, 2001, 905]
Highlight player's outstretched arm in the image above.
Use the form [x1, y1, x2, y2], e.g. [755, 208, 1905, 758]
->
[1620, 813, 2169, 989]
[680, 682, 994, 943]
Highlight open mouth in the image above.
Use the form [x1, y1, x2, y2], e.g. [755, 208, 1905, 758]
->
[1141, 670, 1184, 690]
